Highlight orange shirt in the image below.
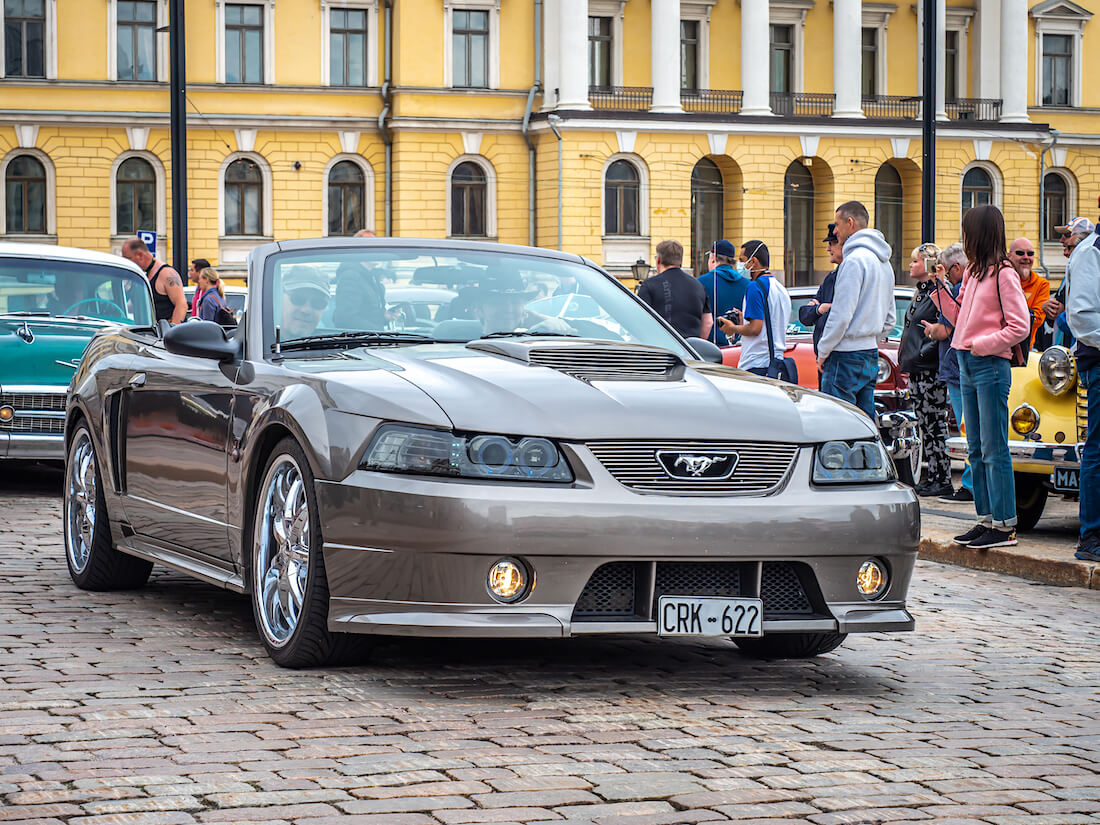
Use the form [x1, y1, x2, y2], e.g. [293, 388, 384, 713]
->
[1019, 271, 1050, 348]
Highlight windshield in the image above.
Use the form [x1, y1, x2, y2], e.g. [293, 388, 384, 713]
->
[786, 294, 908, 340]
[263, 247, 692, 356]
[0, 257, 153, 325]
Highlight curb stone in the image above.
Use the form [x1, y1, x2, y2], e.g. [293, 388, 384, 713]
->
[919, 536, 1100, 589]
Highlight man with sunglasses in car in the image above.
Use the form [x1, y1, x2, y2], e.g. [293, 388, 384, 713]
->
[281, 266, 331, 339]
[1008, 237, 1050, 349]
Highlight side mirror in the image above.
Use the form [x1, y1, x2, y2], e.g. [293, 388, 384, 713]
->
[685, 337, 724, 365]
[164, 320, 239, 362]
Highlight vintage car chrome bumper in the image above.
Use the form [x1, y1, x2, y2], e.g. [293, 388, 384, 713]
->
[877, 409, 920, 460]
[874, 388, 910, 401]
[0, 432, 66, 459]
[316, 448, 919, 639]
[946, 435, 1081, 468]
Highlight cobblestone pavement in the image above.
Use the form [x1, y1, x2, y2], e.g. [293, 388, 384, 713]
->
[2, 465, 1099, 825]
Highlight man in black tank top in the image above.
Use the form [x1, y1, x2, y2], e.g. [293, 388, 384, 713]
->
[122, 237, 188, 324]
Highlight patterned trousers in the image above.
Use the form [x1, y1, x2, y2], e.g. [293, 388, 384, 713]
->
[909, 369, 951, 487]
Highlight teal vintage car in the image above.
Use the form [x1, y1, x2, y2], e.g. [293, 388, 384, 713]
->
[1, 242, 154, 460]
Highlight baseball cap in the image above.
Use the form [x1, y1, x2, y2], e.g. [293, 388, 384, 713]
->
[283, 266, 330, 297]
[710, 239, 737, 258]
[1055, 216, 1095, 236]
[822, 223, 838, 244]
[741, 240, 770, 269]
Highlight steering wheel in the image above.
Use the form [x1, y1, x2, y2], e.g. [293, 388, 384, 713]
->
[63, 298, 127, 319]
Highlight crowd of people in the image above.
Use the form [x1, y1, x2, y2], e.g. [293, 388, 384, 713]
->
[636, 201, 1099, 560]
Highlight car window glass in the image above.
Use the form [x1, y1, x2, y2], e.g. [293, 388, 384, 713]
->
[0, 257, 153, 325]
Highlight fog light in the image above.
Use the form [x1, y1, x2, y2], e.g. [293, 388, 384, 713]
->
[0, 405, 13, 422]
[857, 559, 888, 600]
[1010, 403, 1039, 436]
[487, 557, 529, 603]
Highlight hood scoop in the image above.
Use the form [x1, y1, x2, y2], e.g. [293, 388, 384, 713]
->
[466, 338, 685, 382]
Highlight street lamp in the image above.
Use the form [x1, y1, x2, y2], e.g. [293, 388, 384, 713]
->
[631, 258, 650, 280]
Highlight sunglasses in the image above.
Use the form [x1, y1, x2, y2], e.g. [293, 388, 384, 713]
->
[288, 290, 327, 310]
[1013, 250, 1035, 257]
[1060, 232, 1072, 239]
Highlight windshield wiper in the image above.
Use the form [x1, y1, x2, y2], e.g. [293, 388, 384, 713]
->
[272, 330, 437, 353]
[480, 330, 579, 339]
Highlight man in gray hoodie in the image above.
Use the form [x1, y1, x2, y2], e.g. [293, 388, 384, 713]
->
[815, 201, 896, 419]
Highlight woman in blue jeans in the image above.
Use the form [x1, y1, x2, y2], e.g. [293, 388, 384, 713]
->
[932, 205, 1031, 549]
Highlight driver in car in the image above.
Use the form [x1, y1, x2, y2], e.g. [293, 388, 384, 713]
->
[472, 270, 573, 335]
[280, 267, 331, 339]
[42, 274, 87, 315]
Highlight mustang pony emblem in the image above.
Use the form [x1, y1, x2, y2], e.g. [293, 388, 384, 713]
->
[656, 450, 739, 480]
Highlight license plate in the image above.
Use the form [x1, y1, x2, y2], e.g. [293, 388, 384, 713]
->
[657, 596, 763, 637]
[1053, 468, 1079, 493]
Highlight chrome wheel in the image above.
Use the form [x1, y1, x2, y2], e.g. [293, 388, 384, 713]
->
[254, 455, 311, 648]
[65, 430, 97, 573]
[908, 433, 924, 486]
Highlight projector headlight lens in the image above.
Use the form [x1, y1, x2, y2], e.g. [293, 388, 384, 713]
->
[813, 440, 894, 483]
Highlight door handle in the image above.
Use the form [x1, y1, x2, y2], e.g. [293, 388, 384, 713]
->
[128, 373, 146, 388]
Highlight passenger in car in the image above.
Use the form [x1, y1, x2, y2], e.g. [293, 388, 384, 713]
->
[280, 267, 331, 339]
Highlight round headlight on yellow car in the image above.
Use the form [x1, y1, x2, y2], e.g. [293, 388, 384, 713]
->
[1010, 403, 1040, 436]
[1038, 346, 1076, 396]
[857, 560, 888, 600]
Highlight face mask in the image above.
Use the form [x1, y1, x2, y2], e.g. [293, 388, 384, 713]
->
[734, 262, 748, 276]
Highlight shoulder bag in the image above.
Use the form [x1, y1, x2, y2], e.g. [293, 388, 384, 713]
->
[992, 264, 1029, 367]
[755, 278, 798, 383]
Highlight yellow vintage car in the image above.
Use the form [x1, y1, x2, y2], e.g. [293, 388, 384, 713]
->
[947, 346, 1086, 530]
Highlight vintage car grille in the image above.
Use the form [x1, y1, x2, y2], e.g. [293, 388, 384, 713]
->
[586, 440, 799, 494]
[1078, 380, 1088, 444]
[528, 346, 681, 382]
[0, 391, 67, 434]
[572, 561, 816, 621]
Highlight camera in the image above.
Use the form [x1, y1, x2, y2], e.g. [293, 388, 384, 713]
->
[723, 308, 742, 322]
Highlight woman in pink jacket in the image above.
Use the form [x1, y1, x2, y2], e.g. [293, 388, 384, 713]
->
[931, 205, 1030, 549]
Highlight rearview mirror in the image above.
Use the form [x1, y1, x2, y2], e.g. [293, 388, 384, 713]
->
[164, 320, 239, 362]
[685, 337, 724, 365]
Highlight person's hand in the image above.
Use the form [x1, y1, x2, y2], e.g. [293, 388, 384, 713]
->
[808, 298, 820, 306]
[932, 264, 948, 283]
[817, 302, 831, 315]
[1042, 297, 1064, 322]
[816, 355, 826, 371]
[529, 316, 574, 334]
[922, 320, 948, 341]
[717, 316, 736, 334]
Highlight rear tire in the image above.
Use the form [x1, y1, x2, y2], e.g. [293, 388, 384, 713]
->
[1014, 472, 1049, 533]
[64, 423, 152, 590]
[734, 632, 848, 659]
[249, 438, 368, 668]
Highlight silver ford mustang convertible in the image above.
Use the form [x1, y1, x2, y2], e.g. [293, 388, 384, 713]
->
[64, 239, 919, 668]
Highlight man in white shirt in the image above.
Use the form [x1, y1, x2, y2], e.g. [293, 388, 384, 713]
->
[717, 241, 791, 377]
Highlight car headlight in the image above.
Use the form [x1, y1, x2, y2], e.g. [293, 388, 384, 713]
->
[876, 355, 891, 384]
[813, 440, 894, 484]
[361, 424, 573, 482]
[1010, 403, 1039, 435]
[1038, 346, 1076, 396]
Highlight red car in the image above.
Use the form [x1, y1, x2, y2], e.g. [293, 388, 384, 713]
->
[723, 286, 922, 485]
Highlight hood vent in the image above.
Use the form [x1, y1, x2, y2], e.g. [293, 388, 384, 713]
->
[467, 339, 684, 382]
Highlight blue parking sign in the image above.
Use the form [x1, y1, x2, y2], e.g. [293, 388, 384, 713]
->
[137, 230, 156, 256]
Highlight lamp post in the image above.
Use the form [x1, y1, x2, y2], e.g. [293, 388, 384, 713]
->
[631, 258, 650, 281]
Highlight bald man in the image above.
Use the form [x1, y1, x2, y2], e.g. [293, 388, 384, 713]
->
[1008, 237, 1050, 349]
[121, 237, 188, 324]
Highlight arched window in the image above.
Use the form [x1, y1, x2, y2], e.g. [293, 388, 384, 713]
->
[875, 163, 904, 284]
[115, 157, 157, 236]
[690, 158, 723, 273]
[961, 167, 993, 214]
[604, 159, 640, 236]
[450, 161, 486, 237]
[224, 157, 263, 236]
[783, 160, 814, 286]
[5, 154, 47, 234]
[328, 160, 365, 236]
[1042, 172, 1069, 243]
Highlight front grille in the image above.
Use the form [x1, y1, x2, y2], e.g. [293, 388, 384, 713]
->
[528, 346, 681, 382]
[1078, 380, 1088, 444]
[1, 416, 65, 434]
[572, 560, 817, 621]
[0, 392, 67, 412]
[586, 440, 799, 494]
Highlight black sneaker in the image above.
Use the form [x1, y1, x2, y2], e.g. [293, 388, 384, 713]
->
[953, 524, 990, 545]
[969, 527, 1017, 549]
[1074, 534, 1100, 562]
[938, 487, 974, 503]
[915, 481, 954, 497]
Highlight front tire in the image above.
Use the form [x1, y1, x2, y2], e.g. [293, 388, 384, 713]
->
[64, 423, 152, 590]
[1014, 472, 1049, 533]
[734, 632, 848, 659]
[250, 438, 364, 668]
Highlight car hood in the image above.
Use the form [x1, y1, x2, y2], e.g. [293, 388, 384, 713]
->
[0, 316, 112, 386]
[307, 341, 876, 443]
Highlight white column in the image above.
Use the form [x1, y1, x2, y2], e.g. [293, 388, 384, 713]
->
[740, 0, 771, 115]
[542, 0, 560, 111]
[1000, 0, 1029, 122]
[557, 0, 590, 110]
[936, 0, 947, 119]
[976, 0, 1001, 100]
[832, 0, 863, 117]
[651, 0, 682, 113]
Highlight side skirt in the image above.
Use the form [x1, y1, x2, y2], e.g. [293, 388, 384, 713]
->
[117, 536, 246, 593]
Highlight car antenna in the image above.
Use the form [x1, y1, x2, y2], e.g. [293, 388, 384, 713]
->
[274, 325, 282, 354]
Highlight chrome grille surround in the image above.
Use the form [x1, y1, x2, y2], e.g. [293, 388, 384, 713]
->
[586, 440, 800, 494]
[1078, 379, 1088, 444]
[0, 392, 67, 412]
[0, 391, 68, 434]
[2, 417, 65, 434]
[527, 346, 681, 382]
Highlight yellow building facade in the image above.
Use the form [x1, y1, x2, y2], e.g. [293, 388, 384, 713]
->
[1, 0, 1097, 285]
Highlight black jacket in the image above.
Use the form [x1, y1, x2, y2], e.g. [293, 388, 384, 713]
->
[898, 280, 941, 374]
[797, 268, 837, 355]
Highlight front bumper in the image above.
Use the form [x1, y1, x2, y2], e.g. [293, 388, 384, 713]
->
[0, 432, 65, 460]
[946, 435, 1081, 470]
[877, 409, 920, 460]
[317, 447, 919, 639]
